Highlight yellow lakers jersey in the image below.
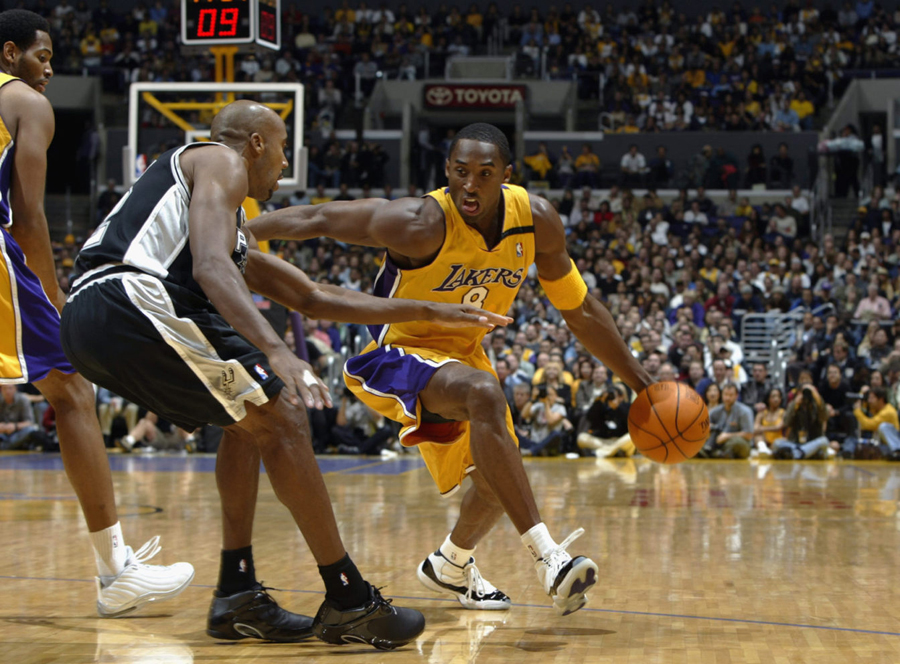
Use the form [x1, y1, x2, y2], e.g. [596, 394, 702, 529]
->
[368, 184, 535, 357]
[0, 73, 20, 228]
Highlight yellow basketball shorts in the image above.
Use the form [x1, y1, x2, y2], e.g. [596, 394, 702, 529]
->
[344, 341, 517, 497]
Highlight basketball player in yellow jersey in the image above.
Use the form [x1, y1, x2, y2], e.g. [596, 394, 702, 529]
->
[249, 123, 653, 615]
[0, 9, 193, 616]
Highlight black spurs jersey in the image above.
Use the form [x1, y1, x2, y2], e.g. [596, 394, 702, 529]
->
[72, 142, 248, 299]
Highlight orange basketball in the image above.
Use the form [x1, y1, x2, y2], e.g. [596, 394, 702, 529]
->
[628, 382, 709, 464]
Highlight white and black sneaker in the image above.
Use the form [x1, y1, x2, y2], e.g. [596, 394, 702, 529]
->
[535, 528, 598, 616]
[417, 551, 511, 610]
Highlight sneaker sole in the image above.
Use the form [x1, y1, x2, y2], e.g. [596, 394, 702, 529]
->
[97, 569, 195, 618]
[552, 557, 598, 616]
[205, 623, 316, 642]
[416, 560, 511, 611]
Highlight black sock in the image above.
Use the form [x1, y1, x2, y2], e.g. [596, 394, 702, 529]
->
[318, 554, 368, 609]
[216, 546, 258, 596]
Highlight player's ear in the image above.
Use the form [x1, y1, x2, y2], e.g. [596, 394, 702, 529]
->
[444, 158, 450, 179]
[1, 41, 17, 67]
[503, 164, 512, 183]
[248, 131, 264, 156]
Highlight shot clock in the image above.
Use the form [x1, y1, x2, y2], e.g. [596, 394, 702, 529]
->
[181, 0, 280, 50]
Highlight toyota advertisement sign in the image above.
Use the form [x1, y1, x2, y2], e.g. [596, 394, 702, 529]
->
[423, 84, 528, 110]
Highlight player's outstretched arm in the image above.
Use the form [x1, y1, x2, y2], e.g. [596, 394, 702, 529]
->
[245, 196, 443, 260]
[5, 87, 62, 311]
[185, 147, 329, 409]
[244, 246, 511, 329]
[531, 195, 653, 395]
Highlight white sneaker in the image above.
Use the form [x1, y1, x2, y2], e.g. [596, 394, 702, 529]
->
[535, 528, 598, 616]
[96, 536, 195, 617]
[417, 551, 511, 610]
[757, 441, 772, 456]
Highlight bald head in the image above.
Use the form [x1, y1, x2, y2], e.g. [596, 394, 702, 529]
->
[209, 100, 289, 202]
[210, 100, 282, 146]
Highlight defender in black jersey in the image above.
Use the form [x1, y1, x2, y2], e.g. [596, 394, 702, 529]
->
[61, 100, 509, 648]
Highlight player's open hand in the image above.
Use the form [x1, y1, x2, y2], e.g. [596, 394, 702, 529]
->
[427, 303, 513, 329]
[268, 348, 333, 410]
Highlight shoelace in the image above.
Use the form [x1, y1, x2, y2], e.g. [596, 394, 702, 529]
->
[127, 536, 162, 566]
[464, 562, 491, 601]
[255, 582, 284, 599]
[542, 527, 585, 572]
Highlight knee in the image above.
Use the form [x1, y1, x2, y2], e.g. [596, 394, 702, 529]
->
[464, 375, 507, 418]
[245, 398, 309, 446]
[41, 373, 96, 413]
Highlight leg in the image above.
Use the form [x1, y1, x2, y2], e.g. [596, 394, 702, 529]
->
[34, 370, 117, 532]
[355, 426, 392, 455]
[235, 395, 344, 565]
[450, 470, 505, 549]
[209, 394, 425, 646]
[723, 436, 751, 459]
[420, 364, 596, 616]
[610, 433, 636, 457]
[36, 370, 194, 617]
[97, 403, 114, 436]
[416, 468, 512, 610]
[1, 424, 38, 450]
[216, 425, 260, 551]
[419, 365, 540, 536]
[129, 412, 159, 444]
[799, 436, 830, 459]
[878, 424, 900, 460]
[530, 431, 565, 456]
[878, 422, 900, 455]
[771, 437, 799, 460]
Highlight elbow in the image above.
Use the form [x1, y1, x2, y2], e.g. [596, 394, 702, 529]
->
[300, 287, 328, 319]
[192, 261, 216, 290]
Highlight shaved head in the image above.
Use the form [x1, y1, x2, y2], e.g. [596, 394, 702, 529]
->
[210, 99, 282, 146]
[210, 100, 289, 201]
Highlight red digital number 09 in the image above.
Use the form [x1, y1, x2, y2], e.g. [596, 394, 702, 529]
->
[196, 7, 239, 38]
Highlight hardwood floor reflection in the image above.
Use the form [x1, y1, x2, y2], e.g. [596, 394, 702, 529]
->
[1, 453, 898, 663]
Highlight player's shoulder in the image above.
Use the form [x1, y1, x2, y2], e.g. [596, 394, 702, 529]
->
[526, 190, 554, 217]
[181, 143, 246, 180]
[395, 191, 444, 228]
[0, 80, 52, 120]
[187, 142, 243, 167]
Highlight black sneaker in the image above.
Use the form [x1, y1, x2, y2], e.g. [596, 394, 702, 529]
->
[206, 585, 315, 642]
[313, 584, 425, 650]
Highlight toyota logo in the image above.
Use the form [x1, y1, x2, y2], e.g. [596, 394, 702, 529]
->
[425, 86, 453, 106]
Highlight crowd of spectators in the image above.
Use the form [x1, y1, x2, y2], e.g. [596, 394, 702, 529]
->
[523, 139, 802, 190]
[25, 0, 899, 193]
[28, 0, 900, 144]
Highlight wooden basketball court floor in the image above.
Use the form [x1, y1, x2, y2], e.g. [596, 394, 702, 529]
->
[1, 452, 899, 664]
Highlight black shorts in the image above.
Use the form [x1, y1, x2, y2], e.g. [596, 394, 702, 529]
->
[61, 271, 284, 431]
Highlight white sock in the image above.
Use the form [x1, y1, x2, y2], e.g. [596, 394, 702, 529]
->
[521, 523, 557, 562]
[89, 521, 128, 579]
[439, 534, 475, 570]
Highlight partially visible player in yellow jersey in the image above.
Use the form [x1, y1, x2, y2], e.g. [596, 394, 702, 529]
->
[249, 123, 653, 616]
[0, 9, 193, 617]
